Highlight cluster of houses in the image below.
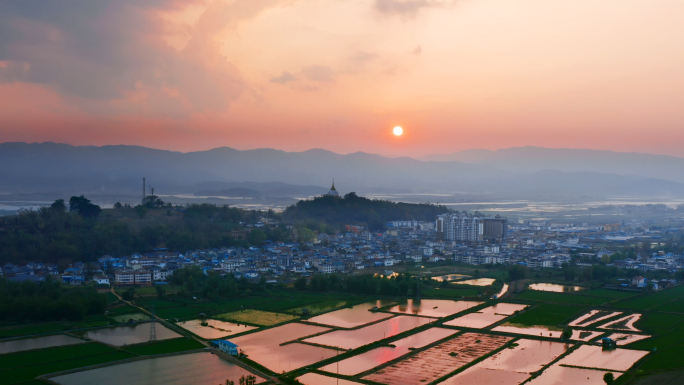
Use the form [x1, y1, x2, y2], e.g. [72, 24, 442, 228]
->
[2, 216, 683, 290]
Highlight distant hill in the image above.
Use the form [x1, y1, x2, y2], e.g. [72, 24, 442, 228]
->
[284, 193, 449, 230]
[420, 147, 684, 184]
[2, 142, 684, 199]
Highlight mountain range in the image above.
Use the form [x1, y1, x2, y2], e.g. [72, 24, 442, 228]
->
[1, 142, 684, 200]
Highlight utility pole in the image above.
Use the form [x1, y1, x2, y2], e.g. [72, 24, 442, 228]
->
[142, 177, 146, 204]
[149, 305, 157, 342]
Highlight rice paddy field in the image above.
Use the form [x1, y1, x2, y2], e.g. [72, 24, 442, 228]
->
[9, 281, 684, 384]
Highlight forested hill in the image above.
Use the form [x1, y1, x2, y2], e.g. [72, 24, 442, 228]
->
[283, 193, 448, 231]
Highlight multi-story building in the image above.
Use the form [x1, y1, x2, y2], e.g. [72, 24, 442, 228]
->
[483, 216, 508, 243]
[436, 212, 484, 243]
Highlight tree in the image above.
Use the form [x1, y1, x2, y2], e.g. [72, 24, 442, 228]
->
[121, 287, 136, 301]
[298, 228, 315, 243]
[113, 202, 123, 209]
[247, 229, 267, 246]
[156, 284, 166, 298]
[135, 205, 148, 218]
[603, 372, 614, 385]
[294, 277, 307, 291]
[51, 199, 67, 213]
[561, 327, 572, 341]
[508, 265, 527, 281]
[68, 196, 101, 218]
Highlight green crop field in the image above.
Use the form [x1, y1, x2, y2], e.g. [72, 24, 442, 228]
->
[614, 285, 684, 310]
[0, 351, 134, 385]
[0, 343, 115, 370]
[0, 317, 111, 339]
[105, 304, 140, 316]
[507, 304, 586, 326]
[515, 291, 608, 305]
[579, 289, 640, 299]
[629, 329, 684, 351]
[136, 299, 182, 309]
[636, 313, 684, 333]
[638, 340, 684, 372]
[653, 298, 684, 313]
[122, 337, 204, 356]
[154, 306, 206, 320]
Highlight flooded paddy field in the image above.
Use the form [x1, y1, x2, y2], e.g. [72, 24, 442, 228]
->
[526, 364, 620, 385]
[230, 322, 337, 373]
[431, 274, 470, 282]
[529, 283, 585, 292]
[608, 333, 651, 345]
[319, 327, 456, 375]
[307, 300, 395, 328]
[177, 319, 256, 339]
[445, 303, 528, 329]
[304, 316, 434, 349]
[598, 313, 642, 331]
[51, 351, 266, 385]
[476, 339, 571, 373]
[83, 323, 181, 346]
[387, 299, 482, 318]
[439, 367, 529, 385]
[494, 284, 509, 299]
[0, 334, 84, 354]
[569, 310, 622, 327]
[454, 278, 496, 286]
[364, 332, 513, 385]
[297, 373, 363, 384]
[557, 345, 649, 371]
[492, 324, 563, 338]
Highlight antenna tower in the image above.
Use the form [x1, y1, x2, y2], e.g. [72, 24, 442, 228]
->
[142, 177, 146, 203]
[149, 305, 157, 342]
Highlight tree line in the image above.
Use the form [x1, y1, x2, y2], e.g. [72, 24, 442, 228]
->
[0, 276, 107, 323]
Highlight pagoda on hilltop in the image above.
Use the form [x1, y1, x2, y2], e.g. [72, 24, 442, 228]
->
[326, 180, 340, 197]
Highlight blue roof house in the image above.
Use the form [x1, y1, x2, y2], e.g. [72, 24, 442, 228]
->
[213, 340, 239, 356]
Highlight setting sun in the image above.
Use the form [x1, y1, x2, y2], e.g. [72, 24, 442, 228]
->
[393, 126, 403, 136]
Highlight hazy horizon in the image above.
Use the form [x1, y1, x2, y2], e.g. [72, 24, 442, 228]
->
[2, 1, 684, 157]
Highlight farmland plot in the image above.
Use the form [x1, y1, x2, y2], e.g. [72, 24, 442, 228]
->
[557, 345, 649, 371]
[387, 299, 482, 318]
[364, 333, 512, 385]
[444, 303, 528, 329]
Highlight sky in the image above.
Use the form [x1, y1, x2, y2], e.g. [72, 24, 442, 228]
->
[1, 0, 684, 157]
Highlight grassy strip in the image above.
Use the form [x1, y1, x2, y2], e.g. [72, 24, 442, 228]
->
[0, 318, 111, 339]
[0, 343, 115, 370]
[121, 337, 204, 356]
[507, 304, 586, 327]
[580, 290, 640, 299]
[0, 351, 134, 385]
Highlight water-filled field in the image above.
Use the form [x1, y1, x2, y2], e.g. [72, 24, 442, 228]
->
[387, 299, 482, 318]
[304, 316, 434, 349]
[454, 278, 496, 286]
[364, 333, 512, 385]
[439, 367, 529, 385]
[477, 339, 570, 373]
[83, 323, 180, 346]
[0, 334, 84, 354]
[529, 283, 584, 292]
[598, 314, 642, 331]
[177, 319, 256, 339]
[557, 345, 649, 371]
[307, 300, 395, 328]
[526, 365, 620, 385]
[51, 351, 265, 385]
[568, 310, 622, 327]
[431, 274, 470, 282]
[608, 333, 651, 345]
[230, 322, 337, 373]
[297, 373, 363, 384]
[492, 324, 563, 338]
[319, 327, 456, 375]
[445, 303, 528, 328]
